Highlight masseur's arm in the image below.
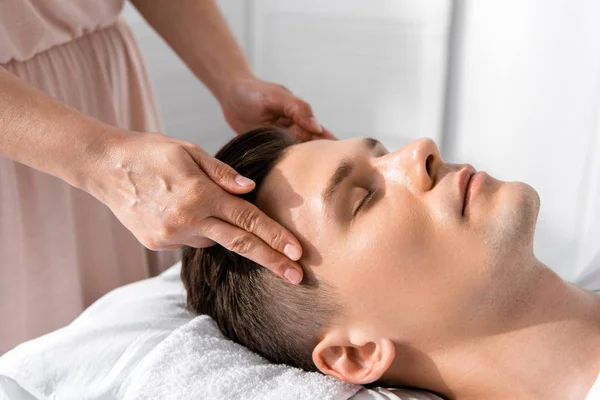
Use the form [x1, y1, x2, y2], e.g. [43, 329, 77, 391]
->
[130, 0, 335, 141]
[0, 67, 304, 283]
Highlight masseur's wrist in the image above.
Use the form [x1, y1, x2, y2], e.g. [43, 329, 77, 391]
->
[71, 126, 129, 200]
[213, 68, 257, 108]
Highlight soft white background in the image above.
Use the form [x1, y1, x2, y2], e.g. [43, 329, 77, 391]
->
[122, 0, 600, 281]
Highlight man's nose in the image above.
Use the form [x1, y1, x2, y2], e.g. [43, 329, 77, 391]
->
[376, 138, 442, 192]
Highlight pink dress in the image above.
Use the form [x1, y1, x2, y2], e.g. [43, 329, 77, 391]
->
[0, 0, 179, 354]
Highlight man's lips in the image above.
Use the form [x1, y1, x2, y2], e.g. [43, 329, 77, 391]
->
[458, 166, 477, 216]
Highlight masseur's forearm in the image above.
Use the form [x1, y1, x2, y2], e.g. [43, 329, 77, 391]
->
[0, 67, 116, 189]
[131, 0, 254, 102]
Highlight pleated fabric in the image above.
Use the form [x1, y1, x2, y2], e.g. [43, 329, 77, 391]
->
[0, 1, 179, 354]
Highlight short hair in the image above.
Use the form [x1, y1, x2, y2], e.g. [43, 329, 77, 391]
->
[181, 127, 338, 372]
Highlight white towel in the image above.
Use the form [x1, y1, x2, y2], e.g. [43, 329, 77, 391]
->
[118, 315, 361, 400]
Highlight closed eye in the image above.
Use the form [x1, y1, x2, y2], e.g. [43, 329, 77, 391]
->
[353, 188, 378, 216]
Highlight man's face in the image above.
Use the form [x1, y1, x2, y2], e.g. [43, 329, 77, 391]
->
[257, 137, 540, 363]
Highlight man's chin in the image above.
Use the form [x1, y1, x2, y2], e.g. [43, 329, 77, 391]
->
[484, 182, 540, 255]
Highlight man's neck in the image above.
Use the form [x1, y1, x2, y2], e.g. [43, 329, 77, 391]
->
[389, 259, 600, 400]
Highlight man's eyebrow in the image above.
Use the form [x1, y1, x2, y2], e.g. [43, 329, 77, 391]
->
[321, 137, 381, 207]
[365, 137, 380, 150]
[322, 158, 355, 207]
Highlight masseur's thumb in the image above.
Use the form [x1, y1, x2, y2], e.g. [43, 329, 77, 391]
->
[184, 145, 255, 194]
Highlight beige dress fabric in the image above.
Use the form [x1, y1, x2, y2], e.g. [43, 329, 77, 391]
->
[0, 0, 179, 354]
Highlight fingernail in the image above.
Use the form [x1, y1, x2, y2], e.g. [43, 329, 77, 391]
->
[284, 244, 302, 261]
[284, 267, 303, 284]
[235, 175, 255, 187]
[310, 117, 323, 133]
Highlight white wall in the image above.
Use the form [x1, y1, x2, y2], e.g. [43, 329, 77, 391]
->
[444, 0, 600, 280]
[249, 0, 451, 148]
[122, 0, 451, 152]
[121, 1, 247, 154]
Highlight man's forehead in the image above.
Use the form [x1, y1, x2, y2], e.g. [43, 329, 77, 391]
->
[256, 141, 333, 232]
[263, 140, 334, 190]
[258, 144, 322, 209]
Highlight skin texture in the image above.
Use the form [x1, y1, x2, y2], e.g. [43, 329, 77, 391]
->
[256, 137, 600, 400]
[0, 0, 340, 281]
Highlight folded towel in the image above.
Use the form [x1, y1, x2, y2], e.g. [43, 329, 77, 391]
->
[118, 315, 361, 400]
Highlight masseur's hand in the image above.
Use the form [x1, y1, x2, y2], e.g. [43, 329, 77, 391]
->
[88, 130, 304, 283]
[221, 77, 337, 142]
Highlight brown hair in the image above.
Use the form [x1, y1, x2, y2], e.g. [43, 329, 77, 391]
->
[181, 127, 338, 372]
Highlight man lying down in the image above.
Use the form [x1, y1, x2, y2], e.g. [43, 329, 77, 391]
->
[181, 127, 600, 400]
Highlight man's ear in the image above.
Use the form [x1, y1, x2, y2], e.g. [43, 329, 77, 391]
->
[312, 333, 395, 385]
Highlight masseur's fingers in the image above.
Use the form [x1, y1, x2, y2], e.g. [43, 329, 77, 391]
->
[197, 216, 304, 284]
[318, 126, 338, 140]
[185, 142, 304, 283]
[212, 192, 303, 262]
[269, 93, 338, 141]
[183, 144, 256, 194]
[221, 77, 333, 142]
[275, 93, 324, 136]
[273, 116, 292, 127]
